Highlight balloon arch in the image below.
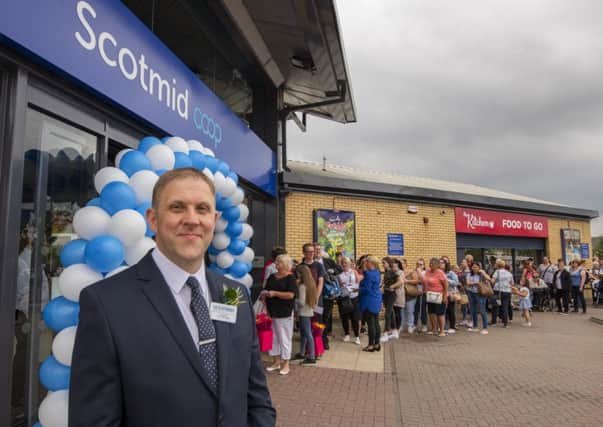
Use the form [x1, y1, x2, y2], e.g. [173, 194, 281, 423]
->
[36, 136, 254, 427]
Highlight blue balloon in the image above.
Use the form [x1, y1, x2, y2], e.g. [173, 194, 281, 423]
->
[222, 205, 240, 223]
[33, 423, 42, 427]
[138, 136, 162, 153]
[136, 202, 154, 237]
[119, 150, 152, 177]
[43, 297, 79, 332]
[189, 151, 207, 170]
[227, 171, 239, 184]
[85, 235, 125, 273]
[242, 239, 250, 246]
[225, 222, 243, 239]
[155, 169, 168, 176]
[228, 261, 248, 278]
[246, 262, 253, 273]
[208, 244, 220, 256]
[60, 239, 87, 267]
[86, 197, 101, 207]
[205, 156, 220, 173]
[174, 152, 193, 169]
[39, 356, 70, 391]
[217, 161, 230, 176]
[228, 239, 246, 256]
[215, 193, 233, 212]
[160, 136, 171, 143]
[209, 264, 226, 275]
[100, 181, 136, 215]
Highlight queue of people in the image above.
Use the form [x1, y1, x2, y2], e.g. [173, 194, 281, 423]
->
[258, 244, 599, 372]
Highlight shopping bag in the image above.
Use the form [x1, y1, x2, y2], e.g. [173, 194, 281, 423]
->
[253, 298, 266, 316]
[257, 329, 273, 352]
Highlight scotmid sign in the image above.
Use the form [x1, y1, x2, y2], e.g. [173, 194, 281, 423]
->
[0, 0, 276, 195]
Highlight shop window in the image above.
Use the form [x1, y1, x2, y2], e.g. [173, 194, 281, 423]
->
[11, 108, 98, 426]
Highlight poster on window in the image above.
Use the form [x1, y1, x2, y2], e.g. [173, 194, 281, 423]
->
[313, 209, 356, 261]
[561, 229, 582, 264]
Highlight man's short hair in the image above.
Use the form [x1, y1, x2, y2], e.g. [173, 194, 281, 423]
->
[151, 168, 215, 209]
[302, 243, 314, 253]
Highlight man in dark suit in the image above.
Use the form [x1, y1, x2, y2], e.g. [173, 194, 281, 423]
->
[69, 168, 276, 427]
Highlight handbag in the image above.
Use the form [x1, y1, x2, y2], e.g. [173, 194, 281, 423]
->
[405, 284, 419, 298]
[460, 294, 469, 305]
[323, 277, 341, 300]
[425, 291, 443, 304]
[478, 280, 494, 297]
[337, 295, 354, 314]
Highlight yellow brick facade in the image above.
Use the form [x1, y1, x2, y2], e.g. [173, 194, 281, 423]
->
[546, 218, 593, 267]
[284, 191, 593, 267]
[285, 192, 458, 265]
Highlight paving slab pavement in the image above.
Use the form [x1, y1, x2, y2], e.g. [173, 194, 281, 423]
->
[267, 310, 603, 426]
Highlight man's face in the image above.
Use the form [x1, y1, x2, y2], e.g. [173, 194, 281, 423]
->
[313, 245, 321, 257]
[147, 177, 217, 273]
[303, 247, 315, 262]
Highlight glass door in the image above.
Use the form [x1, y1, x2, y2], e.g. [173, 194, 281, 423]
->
[11, 108, 98, 426]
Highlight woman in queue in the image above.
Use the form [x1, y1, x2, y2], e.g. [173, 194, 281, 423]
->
[465, 262, 491, 334]
[359, 256, 382, 352]
[422, 257, 448, 336]
[443, 260, 460, 334]
[337, 256, 362, 345]
[490, 258, 514, 328]
[264, 254, 297, 375]
[293, 264, 318, 364]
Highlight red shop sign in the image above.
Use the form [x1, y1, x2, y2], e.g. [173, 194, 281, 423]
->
[455, 208, 548, 238]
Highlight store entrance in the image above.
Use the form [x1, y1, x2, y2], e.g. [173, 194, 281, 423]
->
[459, 247, 542, 282]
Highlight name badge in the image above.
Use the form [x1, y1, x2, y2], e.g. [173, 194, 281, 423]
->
[210, 302, 237, 324]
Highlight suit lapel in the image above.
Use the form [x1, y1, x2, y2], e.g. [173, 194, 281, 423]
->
[136, 253, 218, 398]
[206, 269, 231, 404]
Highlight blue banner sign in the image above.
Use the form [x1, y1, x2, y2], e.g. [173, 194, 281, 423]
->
[581, 243, 589, 260]
[0, 0, 276, 195]
[387, 234, 404, 256]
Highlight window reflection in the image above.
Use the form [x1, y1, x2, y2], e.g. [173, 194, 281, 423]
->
[12, 109, 97, 426]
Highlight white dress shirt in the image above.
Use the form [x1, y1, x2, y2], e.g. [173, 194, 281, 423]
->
[151, 248, 211, 348]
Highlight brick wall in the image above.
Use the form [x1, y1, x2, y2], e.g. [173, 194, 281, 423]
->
[284, 191, 593, 268]
[546, 218, 593, 266]
[284, 191, 457, 265]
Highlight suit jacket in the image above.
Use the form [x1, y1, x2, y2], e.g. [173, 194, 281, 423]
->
[69, 252, 276, 427]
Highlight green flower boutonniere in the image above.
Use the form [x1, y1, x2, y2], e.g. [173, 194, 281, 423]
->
[222, 285, 247, 306]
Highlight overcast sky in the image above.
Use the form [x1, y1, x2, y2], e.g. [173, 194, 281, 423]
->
[288, 0, 603, 236]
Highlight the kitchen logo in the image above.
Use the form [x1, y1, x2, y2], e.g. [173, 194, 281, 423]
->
[463, 211, 495, 230]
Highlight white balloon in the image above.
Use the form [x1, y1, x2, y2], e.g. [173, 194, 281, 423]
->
[238, 204, 249, 222]
[107, 209, 147, 247]
[202, 147, 215, 157]
[222, 177, 237, 197]
[39, 389, 68, 427]
[212, 232, 231, 250]
[146, 144, 175, 171]
[105, 265, 130, 278]
[216, 251, 235, 269]
[215, 217, 228, 232]
[58, 264, 103, 302]
[231, 187, 245, 205]
[235, 247, 255, 264]
[115, 148, 133, 168]
[239, 223, 254, 240]
[94, 167, 129, 194]
[213, 171, 226, 193]
[129, 170, 159, 204]
[164, 136, 189, 154]
[187, 139, 205, 152]
[238, 274, 254, 288]
[73, 206, 111, 240]
[125, 237, 156, 265]
[202, 168, 214, 181]
[52, 326, 77, 366]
